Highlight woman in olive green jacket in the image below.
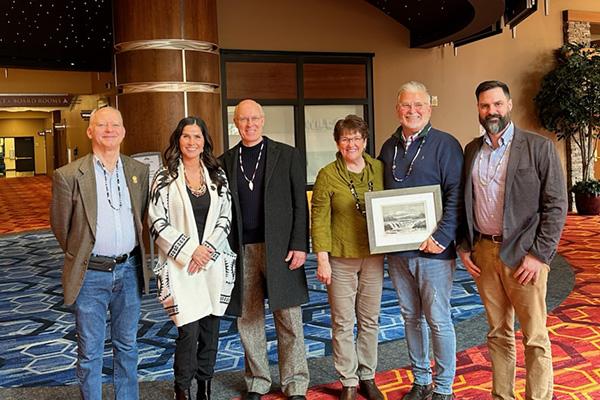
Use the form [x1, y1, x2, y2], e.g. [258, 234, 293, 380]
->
[311, 115, 385, 400]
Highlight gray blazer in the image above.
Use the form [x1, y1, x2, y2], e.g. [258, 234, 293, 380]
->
[459, 127, 567, 268]
[220, 137, 309, 314]
[50, 153, 150, 305]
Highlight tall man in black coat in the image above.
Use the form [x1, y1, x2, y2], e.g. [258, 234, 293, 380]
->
[458, 81, 567, 400]
[220, 99, 310, 400]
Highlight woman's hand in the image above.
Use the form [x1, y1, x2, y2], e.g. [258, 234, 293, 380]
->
[189, 244, 214, 273]
[316, 251, 332, 285]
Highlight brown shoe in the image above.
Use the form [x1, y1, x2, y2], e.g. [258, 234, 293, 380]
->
[340, 385, 357, 400]
[403, 383, 434, 400]
[359, 379, 384, 400]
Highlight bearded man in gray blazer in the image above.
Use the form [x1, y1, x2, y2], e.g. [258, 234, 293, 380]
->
[51, 106, 149, 400]
[458, 81, 567, 400]
[220, 99, 309, 400]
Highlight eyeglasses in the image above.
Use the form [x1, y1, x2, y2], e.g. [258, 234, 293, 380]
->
[339, 136, 365, 144]
[236, 116, 263, 124]
[398, 102, 429, 111]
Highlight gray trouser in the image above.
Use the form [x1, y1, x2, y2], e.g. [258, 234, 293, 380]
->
[329, 255, 384, 386]
[237, 243, 310, 396]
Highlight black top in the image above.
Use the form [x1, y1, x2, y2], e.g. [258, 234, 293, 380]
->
[187, 187, 211, 241]
[237, 138, 267, 244]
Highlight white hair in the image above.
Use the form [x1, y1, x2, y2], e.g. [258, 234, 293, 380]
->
[396, 81, 431, 104]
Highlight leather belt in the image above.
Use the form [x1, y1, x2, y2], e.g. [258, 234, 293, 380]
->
[88, 247, 139, 272]
[475, 231, 503, 243]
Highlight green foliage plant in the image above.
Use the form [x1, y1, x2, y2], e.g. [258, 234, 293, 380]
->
[534, 42, 600, 194]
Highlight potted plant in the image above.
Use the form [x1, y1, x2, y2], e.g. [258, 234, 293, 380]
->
[534, 42, 600, 215]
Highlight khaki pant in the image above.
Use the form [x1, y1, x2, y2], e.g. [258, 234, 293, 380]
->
[472, 238, 553, 400]
[329, 255, 384, 386]
[237, 243, 309, 396]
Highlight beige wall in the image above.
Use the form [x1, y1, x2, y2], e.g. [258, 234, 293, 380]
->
[0, 112, 51, 174]
[0, 69, 114, 95]
[218, 0, 600, 170]
[62, 96, 102, 161]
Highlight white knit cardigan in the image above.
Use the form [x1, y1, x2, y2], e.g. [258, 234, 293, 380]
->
[148, 161, 236, 327]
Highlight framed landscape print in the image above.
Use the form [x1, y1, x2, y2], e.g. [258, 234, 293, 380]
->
[365, 185, 443, 254]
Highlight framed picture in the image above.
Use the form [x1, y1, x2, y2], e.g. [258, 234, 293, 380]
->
[364, 184, 443, 254]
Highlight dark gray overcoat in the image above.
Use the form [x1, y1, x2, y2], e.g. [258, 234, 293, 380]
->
[220, 137, 309, 315]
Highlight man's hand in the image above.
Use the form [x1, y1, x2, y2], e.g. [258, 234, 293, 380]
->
[419, 236, 444, 254]
[285, 250, 306, 270]
[458, 249, 481, 278]
[514, 254, 546, 285]
[316, 251, 332, 285]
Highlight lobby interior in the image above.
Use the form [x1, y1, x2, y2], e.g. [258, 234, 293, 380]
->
[1, 0, 600, 399]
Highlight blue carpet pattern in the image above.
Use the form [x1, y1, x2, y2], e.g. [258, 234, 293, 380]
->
[0, 231, 484, 388]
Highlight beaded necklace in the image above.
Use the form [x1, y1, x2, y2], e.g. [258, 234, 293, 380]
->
[349, 179, 374, 215]
[239, 141, 264, 191]
[100, 158, 122, 211]
[391, 126, 431, 182]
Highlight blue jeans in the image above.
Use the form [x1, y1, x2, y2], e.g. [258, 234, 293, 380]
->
[74, 255, 142, 400]
[388, 256, 456, 395]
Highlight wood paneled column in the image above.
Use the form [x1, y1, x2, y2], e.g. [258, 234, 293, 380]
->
[113, 0, 222, 155]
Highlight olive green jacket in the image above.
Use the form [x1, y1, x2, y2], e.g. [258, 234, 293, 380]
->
[311, 152, 383, 258]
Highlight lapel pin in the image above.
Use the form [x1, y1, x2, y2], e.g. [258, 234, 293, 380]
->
[132, 176, 138, 184]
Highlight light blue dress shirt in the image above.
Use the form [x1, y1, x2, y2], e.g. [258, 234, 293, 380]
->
[91, 155, 137, 257]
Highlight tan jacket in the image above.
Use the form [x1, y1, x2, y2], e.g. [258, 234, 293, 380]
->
[50, 153, 150, 305]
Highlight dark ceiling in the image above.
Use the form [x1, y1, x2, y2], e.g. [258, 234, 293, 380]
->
[365, 0, 537, 48]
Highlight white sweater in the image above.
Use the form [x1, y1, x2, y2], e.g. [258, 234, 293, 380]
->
[148, 161, 236, 327]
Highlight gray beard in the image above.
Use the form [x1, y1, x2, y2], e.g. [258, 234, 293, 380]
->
[481, 113, 510, 135]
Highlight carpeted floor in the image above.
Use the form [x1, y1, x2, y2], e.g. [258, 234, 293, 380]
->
[0, 176, 594, 399]
[0, 231, 484, 389]
[0, 176, 52, 235]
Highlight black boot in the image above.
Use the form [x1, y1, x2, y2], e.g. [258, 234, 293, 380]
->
[175, 386, 191, 400]
[196, 379, 211, 400]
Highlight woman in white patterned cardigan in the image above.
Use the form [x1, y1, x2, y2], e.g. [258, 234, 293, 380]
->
[148, 117, 236, 400]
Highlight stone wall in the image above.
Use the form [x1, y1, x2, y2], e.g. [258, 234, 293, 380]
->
[564, 20, 591, 207]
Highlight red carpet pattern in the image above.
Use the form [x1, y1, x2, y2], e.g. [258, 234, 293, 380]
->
[262, 215, 600, 400]
[0, 176, 52, 234]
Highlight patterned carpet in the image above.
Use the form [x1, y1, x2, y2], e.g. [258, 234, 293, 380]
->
[0, 231, 483, 388]
[270, 215, 598, 400]
[2, 176, 596, 399]
[0, 176, 52, 235]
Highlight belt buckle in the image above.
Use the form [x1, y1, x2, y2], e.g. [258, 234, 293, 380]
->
[491, 234, 502, 243]
[115, 253, 127, 263]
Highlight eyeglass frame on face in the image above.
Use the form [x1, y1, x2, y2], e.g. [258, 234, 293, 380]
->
[398, 102, 429, 111]
[338, 135, 365, 145]
[235, 115, 264, 124]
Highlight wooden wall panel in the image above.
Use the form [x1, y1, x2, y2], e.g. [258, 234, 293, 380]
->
[119, 93, 185, 155]
[226, 62, 297, 100]
[565, 10, 600, 23]
[186, 52, 220, 84]
[116, 50, 183, 84]
[114, 0, 181, 42]
[304, 64, 366, 99]
[184, 0, 218, 43]
[187, 92, 223, 154]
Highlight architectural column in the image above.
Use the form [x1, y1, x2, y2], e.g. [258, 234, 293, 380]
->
[113, 0, 222, 156]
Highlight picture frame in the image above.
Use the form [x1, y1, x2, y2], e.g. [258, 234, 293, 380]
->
[364, 184, 443, 254]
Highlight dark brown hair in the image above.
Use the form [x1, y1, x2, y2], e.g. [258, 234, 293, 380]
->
[163, 116, 225, 193]
[475, 80, 511, 100]
[333, 114, 369, 142]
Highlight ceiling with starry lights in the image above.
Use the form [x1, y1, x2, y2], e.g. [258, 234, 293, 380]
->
[0, 0, 113, 71]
